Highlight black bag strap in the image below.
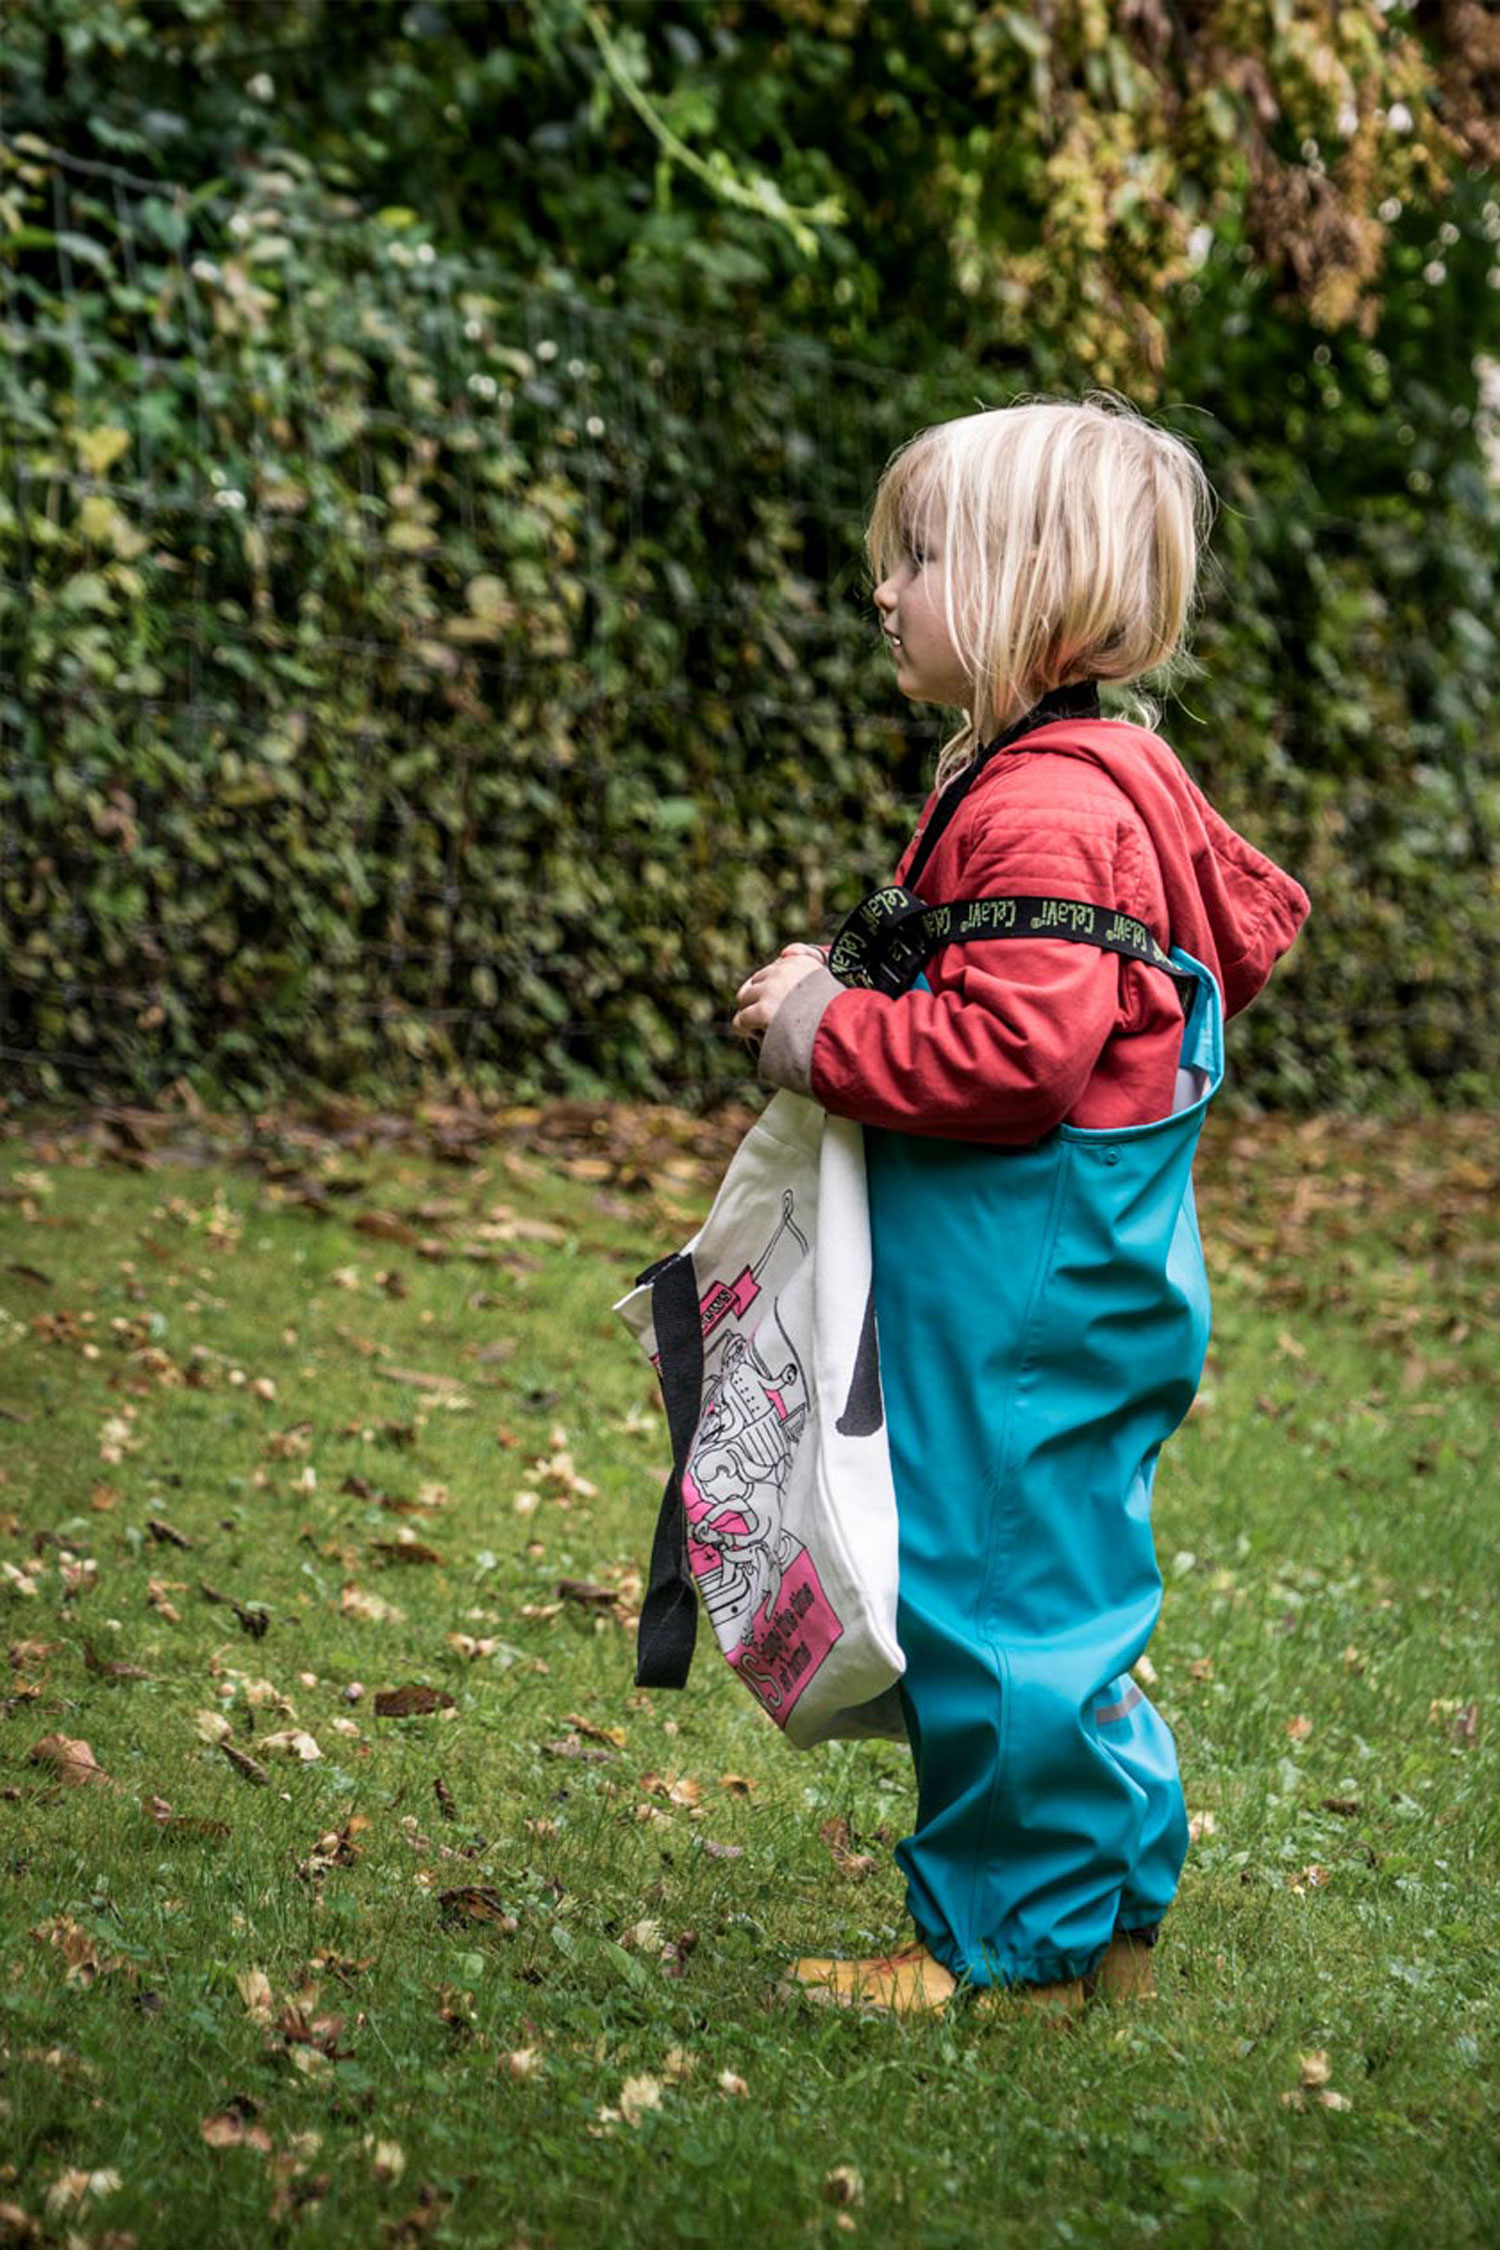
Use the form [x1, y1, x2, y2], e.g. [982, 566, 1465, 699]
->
[828, 884, 1198, 1008]
[903, 679, 1102, 894]
[634, 1252, 705, 1690]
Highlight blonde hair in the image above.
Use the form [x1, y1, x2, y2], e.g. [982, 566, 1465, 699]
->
[866, 394, 1214, 784]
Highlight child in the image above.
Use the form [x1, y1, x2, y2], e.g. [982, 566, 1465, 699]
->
[731, 397, 1309, 2015]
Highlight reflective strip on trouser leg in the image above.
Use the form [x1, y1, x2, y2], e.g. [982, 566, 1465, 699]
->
[867, 955, 1220, 1990]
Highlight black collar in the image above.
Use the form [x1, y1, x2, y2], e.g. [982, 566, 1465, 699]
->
[976, 678, 1102, 761]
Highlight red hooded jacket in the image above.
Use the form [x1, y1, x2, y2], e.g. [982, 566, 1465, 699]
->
[767, 719, 1309, 1144]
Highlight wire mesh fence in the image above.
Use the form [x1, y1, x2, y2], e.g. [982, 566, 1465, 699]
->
[0, 135, 940, 1108]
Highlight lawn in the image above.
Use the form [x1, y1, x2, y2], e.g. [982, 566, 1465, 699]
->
[1, 1098, 1495, 2250]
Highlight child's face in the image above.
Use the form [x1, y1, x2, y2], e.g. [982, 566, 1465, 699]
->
[873, 523, 973, 717]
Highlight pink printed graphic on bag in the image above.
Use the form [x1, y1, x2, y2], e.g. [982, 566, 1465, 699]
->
[682, 1252, 844, 1725]
[683, 1463, 844, 1724]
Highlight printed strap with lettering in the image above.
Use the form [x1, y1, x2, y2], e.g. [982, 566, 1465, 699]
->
[828, 884, 1198, 1006]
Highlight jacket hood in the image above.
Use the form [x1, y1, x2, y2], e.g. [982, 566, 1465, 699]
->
[1011, 718, 1310, 1019]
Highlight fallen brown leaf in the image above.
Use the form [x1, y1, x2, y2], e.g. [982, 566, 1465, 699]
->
[236, 1969, 274, 2022]
[541, 1735, 616, 1765]
[370, 1540, 444, 1567]
[146, 1517, 195, 1549]
[146, 1577, 182, 1623]
[556, 1578, 616, 1609]
[820, 1814, 878, 1879]
[202, 2098, 273, 2154]
[29, 1734, 117, 1790]
[437, 1886, 518, 1932]
[340, 1584, 405, 1624]
[32, 1915, 130, 1986]
[296, 1815, 369, 1883]
[562, 1713, 628, 1748]
[199, 1582, 270, 1638]
[83, 1641, 151, 1682]
[220, 1741, 270, 1787]
[374, 1685, 455, 1718]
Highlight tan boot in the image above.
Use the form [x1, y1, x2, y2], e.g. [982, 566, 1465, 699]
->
[791, 1941, 958, 2016]
[973, 1976, 1087, 2024]
[1091, 1931, 1157, 2001]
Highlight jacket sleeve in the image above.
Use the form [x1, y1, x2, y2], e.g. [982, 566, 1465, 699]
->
[758, 807, 1149, 1144]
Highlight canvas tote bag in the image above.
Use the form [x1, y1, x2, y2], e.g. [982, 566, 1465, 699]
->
[615, 1091, 907, 1751]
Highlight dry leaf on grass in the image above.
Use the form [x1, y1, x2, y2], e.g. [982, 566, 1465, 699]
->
[340, 1584, 405, 1625]
[8, 1638, 57, 1670]
[437, 1886, 517, 1932]
[82, 1640, 150, 1681]
[146, 1517, 194, 1549]
[820, 1815, 878, 1879]
[198, 1581, 270, 1637]
[556, 1578, 616, 1610]
[29, 1734, 118, 1790]
[541, 1735, 616, 1765]
[145, 1796, 231, 1841]
[258, 1729, 322, 1762]
[43, 2169, 123, 2218]
[563, 1713, 627, 1748]
[296, 1816, 369, 1883]
[202, 2100, 273, 2154]
[615, 2074, 663, 2126]
[1282, 2050, 1354, 2112]
[370, 1538, 445, 1567]
[236, 1970, 274, 2022]
[221, 1741, 270, 1787]
[32, 1915, 130, 1986]
[374, 1684, 455, 1718]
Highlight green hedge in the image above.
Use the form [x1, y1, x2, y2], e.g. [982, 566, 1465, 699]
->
[1, 140, 1497, 1110]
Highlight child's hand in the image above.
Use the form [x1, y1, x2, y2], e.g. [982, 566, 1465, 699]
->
[732, 950, 825, 1042]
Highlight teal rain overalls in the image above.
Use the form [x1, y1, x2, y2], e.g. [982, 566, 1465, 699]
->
[865, 950, 1223, 1991]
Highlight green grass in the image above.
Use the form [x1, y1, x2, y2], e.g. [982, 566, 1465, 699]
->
[1, 1104, 1495, 2250]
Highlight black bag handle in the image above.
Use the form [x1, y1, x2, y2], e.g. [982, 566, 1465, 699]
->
[634, 1252, 705, 1689]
